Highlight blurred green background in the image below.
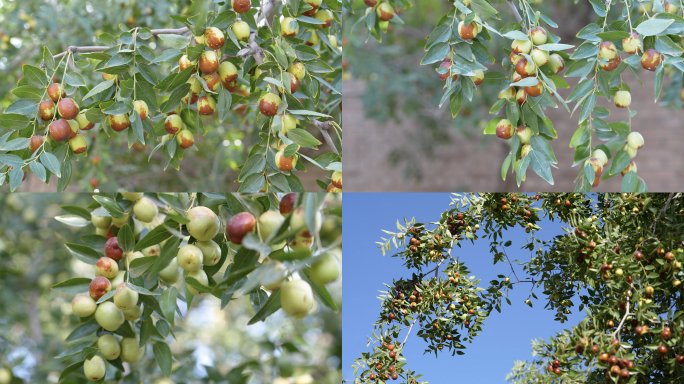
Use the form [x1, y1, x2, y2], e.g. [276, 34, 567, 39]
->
[0, 0, 332, 192]
[0, 193, 342, 383]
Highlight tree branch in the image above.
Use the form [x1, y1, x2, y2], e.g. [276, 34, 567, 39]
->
[612, 282, 634, 340]
[651, 192, 679, 232]
[312, 120, 339, 156]
[506, 0, 523, 23]
[47, 27, 190, 61]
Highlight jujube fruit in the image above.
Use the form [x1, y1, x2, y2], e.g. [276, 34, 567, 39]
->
[199, 50, 220, 74]
[133, 196, 158, 223]
[176, 129, 195, 148]
[133, 100, 148, 120]
[113, 283, 139, 310]
[309, 253, 341, 285]
[120, 336, 146, 363]
[95, 301, 125, 331]
[109, 114, 130, 131]
[98, 334, 121, 360]
[96, 257, 119, 278]
[258, 211, 285, 241]
[72, 295, 97, 317]
[123, 306, 142, 321]
[90, 276, 112, 300]
[186, 269, 209, 295]
[259, 93, 281, 116]
[84, 356, 106, 380]
[280, 193, 297, 214]
[177, 244, 203, 271]
[186, 206, 221, 241]
[57, 98, 79, 120]
[204, 27, 225, 49]
[39, 100, 55, 120]
[281, 17, 299, 37]
[49, 119, 71, 142]
[280, 279, 314, 318]
[227, 212, 256, 244]
[47, 83, 66, 102]
[196, 240, 221, 266]
[104, 237, 124, 261]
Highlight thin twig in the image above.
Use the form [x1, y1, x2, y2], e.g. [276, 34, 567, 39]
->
[506, 0, 523, 23]
[612, 282, 634, 340]
[312, 120, 339, 155]
[401, 312, 422, 347]
[651, 193, 679, 232]
[50, 27, 190, 60]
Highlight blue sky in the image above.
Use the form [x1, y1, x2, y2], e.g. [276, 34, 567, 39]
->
[342, 193, 586, 383]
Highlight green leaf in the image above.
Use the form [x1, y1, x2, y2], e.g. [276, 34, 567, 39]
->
[64, 243, 101, 265]
[159, 34, 190, 49]
[608, 149, 631, 175]
[300, 267, 338, 312]
[238, 173, 266, 193]
[594, 31, 630, 41]
[5, 99, 38, 117]
[0, 113, 30, 130]
[58, 360, 85, 382]
[82, 80, 115, 100]
[93, 195, 125, 218]
[55, 215, 90, 227]
[40, 152, 61, 176]
[286, 128, 322, 147]
[66, 321, 99, 342]
[248, 290, 282, 324]
[125, 283, 160, 296]
[22, 64, 50, 88]
[421, 42, 450, 65]
[621, 171, 638, 192]
[55, 341, 95, 361]
[159, 286, 178, 326]
[129, 256, 158, 278]
[0, 137, 31, 151]
[185, 276, 213, 294]
[51, 277, 92, 294]
[117, 223, 135, 253]
[635, 18, 674, 36]
[133, 225, 172, 252]
[153, 342, 173, 378]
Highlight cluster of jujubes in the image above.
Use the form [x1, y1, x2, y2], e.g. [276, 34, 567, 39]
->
[67, 192, 341, 379]
[38, 79, 94, 156]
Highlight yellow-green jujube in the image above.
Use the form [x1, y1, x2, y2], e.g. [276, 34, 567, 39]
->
[98, 334, 121, 360]
[120, 336, 146, 363]
[195, 240, 221, 266]
[84, 356, 106, 380]
[280, 279, 314, 318]
[95, 301, 125, 331]
[186, 206, 221, 241]
[309, 253, 341, 285]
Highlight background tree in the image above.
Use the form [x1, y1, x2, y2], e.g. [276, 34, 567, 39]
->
[350, 192, 683, 383]
[0, 192, 341, 383]
[344, 0, 684, 192]
[0, 0, 342, 192]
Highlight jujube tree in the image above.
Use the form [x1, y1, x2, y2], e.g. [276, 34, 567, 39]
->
[51, 192, 341, 381]
[351, 193, 683, 383]
[348, 0, 684, 191]
[0, 0, 342, 192]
